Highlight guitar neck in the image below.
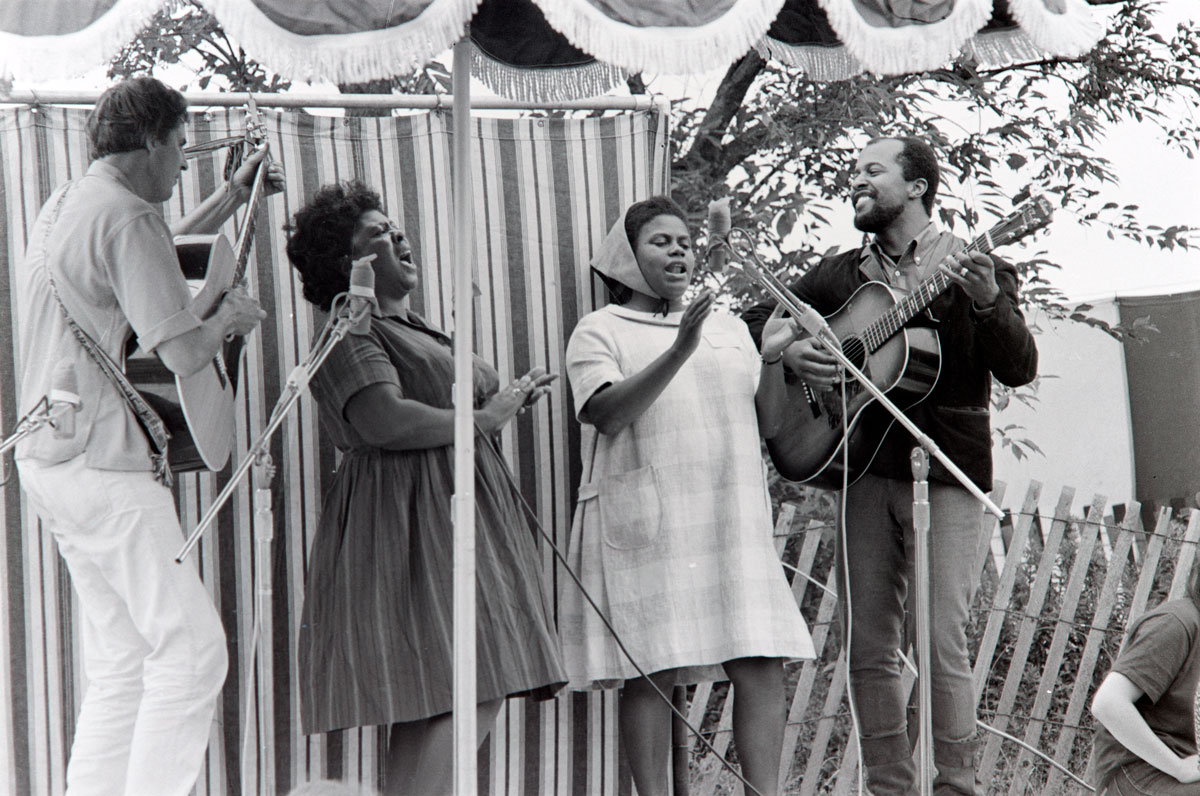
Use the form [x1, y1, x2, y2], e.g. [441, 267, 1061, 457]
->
[861, 208, 1035, 353]
[230, 159, 269, 285]
[230, 98, 270, 286]
[864, 237, 988, 348]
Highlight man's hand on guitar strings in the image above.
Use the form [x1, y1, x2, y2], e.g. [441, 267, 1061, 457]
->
[214, 284, 267, 338]
[782, 336, 841, 392]
[940, 250, 999, 309]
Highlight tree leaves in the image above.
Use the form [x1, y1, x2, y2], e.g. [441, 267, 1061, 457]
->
[668, 0, 1199, 324]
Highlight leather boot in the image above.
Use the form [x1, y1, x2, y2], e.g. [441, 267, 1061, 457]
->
[861, 730, 918, 796]
[932, 736, 978, 796]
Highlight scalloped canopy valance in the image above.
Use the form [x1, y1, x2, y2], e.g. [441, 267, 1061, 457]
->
[0, 0, 1109, 100]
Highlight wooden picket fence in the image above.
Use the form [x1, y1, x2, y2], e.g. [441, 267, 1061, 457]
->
[683, 481, 1200, 795]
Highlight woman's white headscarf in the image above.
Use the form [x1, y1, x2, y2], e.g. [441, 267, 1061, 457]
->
[589, 205, 658, 298]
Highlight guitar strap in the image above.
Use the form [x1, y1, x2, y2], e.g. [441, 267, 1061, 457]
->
[39, 182, 174, 487]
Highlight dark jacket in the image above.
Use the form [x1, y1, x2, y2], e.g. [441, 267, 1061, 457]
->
[743, 247, 1038, 491]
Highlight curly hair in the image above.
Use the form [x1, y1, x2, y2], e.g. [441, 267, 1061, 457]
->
[285, 181, 384, 311]
[87, 77, 188, 160]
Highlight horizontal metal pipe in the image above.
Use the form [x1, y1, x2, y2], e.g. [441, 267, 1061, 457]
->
[0, 88, 666, 113]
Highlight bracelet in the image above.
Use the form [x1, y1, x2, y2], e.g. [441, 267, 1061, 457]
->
[762, 353, 783, 366]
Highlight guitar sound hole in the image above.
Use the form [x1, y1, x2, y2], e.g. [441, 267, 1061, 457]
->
[840, 336, 867, 370]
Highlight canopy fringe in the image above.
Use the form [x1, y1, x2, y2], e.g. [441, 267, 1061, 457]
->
[471, 49, 626, 103]
[0, 0, 167, 81]
[815, 0, 993, 75]
[1008, 0, 1103, 58]
[963, 28, 1050, 70]
[531, 0, 786, 77]
[760, 21, 1100, 83]
[756, 39, 864, 81]
[196, 0, 479, 85]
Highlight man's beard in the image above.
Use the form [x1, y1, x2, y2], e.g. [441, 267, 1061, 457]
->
[853, 195, 904, 233]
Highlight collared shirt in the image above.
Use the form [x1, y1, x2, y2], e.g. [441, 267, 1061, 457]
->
[15, 159, 203, 470]
[858, 220, 964, 292]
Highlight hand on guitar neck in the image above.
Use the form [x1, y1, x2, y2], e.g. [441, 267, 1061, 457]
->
[168, 143, 285, 238]
[939, 249, 1000, 309]
[226, 141, 285, 204]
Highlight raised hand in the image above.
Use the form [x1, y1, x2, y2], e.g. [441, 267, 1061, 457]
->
[760, 304, 802, 362]
[671, 291, 715, 359]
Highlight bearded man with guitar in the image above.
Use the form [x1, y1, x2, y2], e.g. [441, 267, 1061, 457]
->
[13, 77, 283, 796]
[744, 136, 1038, 796]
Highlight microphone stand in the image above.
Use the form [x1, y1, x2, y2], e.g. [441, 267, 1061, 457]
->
[0, 398, 57, 457]
[174, 294, 366, 795]
[724, 228, 1001, 796]
[911, 448, 934, 796]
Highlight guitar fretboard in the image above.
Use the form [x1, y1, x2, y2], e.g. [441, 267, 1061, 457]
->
[860, 201, 1046, 354]
[230, 105, 269, 286]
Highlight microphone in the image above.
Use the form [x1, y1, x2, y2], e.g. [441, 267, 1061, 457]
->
[706, 198, 731, 274]
[48, 359, 80, 440]
[348, 254, 377, 336]
[787, 297, 838, 348]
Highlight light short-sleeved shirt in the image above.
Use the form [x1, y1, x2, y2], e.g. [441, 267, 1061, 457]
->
[15, 160, 203, 470]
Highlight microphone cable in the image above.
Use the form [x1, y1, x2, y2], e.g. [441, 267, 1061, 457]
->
[480, 430, 768, 796]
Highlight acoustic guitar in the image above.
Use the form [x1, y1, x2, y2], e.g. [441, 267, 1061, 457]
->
[757, 195, 1053, 489]
[125, 104, 272, 472]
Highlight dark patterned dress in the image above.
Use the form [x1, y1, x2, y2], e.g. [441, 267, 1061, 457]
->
[298, 310, 564, 733]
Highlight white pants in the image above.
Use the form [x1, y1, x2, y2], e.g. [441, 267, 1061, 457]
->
[18, 455, 228, 796]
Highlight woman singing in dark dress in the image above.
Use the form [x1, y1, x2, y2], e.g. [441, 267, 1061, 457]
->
[285, 181, 564, 795]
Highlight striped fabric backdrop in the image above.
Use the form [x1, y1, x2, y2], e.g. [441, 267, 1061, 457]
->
[0, 104, 668, 796]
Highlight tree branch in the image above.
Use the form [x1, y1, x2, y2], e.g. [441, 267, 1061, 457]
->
[676, 50, 766, 178]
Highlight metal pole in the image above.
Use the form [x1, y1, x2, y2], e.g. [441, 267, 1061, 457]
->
[911, 448, 933, 796]
[450, 36, 478, 796]
[252, 455, 276, 796]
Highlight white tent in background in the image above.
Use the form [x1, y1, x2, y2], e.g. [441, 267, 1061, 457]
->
[995, 283, 1200, 513]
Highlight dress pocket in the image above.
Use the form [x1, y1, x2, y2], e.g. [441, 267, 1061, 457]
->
[598, 465, 662, 550]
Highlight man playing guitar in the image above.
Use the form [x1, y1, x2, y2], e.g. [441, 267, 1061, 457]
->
[744, 136, 1038, 796]
[14, 77, 283, 795]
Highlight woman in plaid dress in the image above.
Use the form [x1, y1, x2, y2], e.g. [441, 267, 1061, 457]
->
[562, 196, 814, 796]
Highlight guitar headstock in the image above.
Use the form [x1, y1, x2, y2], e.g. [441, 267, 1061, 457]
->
[243, 95, 267, 148]
[992, 194, 1054, 248]
[221, 97, 269, 183]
